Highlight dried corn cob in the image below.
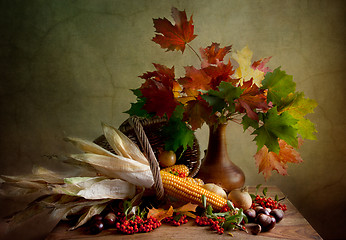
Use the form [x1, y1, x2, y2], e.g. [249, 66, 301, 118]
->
[161, 164, 189, 177]
[185, 177, 204, 186]
[160, 170, 227, 211]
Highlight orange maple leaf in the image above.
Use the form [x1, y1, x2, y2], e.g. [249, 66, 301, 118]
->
[147, 206, 174, 222]
[254, 139, 303, 180]
[152, 7, 197, 53]
[200, 43, 232, 65]
[203, 60, 237, 90]
[182, 66, 212, 91]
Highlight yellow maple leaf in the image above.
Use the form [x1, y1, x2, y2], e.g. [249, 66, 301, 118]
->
[232, 45, 265, 87]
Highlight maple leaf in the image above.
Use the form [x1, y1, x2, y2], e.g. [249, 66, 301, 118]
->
[203, 60, 237, 90]
[202, 81, 243, 114]
[183, 66, 212, 91]
[235, 79, 269, 121]
[152, 7, 197, 53]
[261, 67, 296, 107]
[125, 89, 153, 118]
[232, 46, 267, 86]
[254, 139, 303, 180]
[139, 64, 179, 119]
[184, 99, 212, 130]
[147, 206, 174, 221]
[140, 63, 175, 82]
[253, 107, 298, 154]
[252, 57, 272, 74]
[174, 202, 198, 219]
[162, 105, 195, 151]
[242, 114, 259, 131]
[200, 43, 232, 65]
[279, 92, 318, 140]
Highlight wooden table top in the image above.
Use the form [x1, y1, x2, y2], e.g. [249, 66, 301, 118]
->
[46, 186, 322, 240]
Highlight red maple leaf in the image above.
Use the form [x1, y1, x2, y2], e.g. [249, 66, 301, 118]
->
[203, 60, 237, 90]
[139, 64, 179, 119]
[181, 66, 212, 91]
[235, 79, 269, 120]
[200, 43, 232, 65]
[254, 139, 303, 180]
[152, 7, 197, 53]
[184, 99, 212, 130]
[140, 63, 175, 82]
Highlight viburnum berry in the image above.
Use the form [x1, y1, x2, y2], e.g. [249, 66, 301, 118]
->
[163, 213, 188, 226]
[115, 214, 161, 234]
[251, 194, 287, 211]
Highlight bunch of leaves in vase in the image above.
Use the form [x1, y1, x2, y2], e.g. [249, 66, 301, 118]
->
[126, 7, 317, 179]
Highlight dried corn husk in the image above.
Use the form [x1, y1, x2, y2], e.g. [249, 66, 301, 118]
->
[64, 137, 118, 158]
[102, 123, 149, 165]
[3, 195, 111, 240]
[50, 177, 136, 200]
[0, 166, 64, 185]
[69, 153, 154, 188]
[1, 122, 155, 238]
[69, 202, 108, 230]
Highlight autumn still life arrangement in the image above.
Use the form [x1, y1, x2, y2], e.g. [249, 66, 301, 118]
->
[0, 7, 317, 239]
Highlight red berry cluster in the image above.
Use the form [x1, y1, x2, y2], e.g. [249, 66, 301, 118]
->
[88, 211, 161, 235]
[209, 217, 225, 234]
[220, 205, 230, 212]
[195, 216, 211, 226]
[115, 215, 161, 234]
[162, 214, 188, 226]
[195, 216, 226, 234]
[169, 169, 186, 178]
[251, 195, 287, 211]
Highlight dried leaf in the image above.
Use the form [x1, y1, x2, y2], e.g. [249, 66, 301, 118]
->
[147, 206, 174, 221]
[174, 202, 198, 213]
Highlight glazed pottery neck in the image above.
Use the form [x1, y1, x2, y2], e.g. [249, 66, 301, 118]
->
[204, 123, 229, 165]
[196, 122, 245, 191]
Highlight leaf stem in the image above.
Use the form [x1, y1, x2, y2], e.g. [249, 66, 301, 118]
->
[187, 43, 202, 62]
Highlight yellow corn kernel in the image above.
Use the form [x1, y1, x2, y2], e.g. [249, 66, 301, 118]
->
[160, 170, 227, 211]
[185, 177, 204, 186]
[161, 164, 189, 177]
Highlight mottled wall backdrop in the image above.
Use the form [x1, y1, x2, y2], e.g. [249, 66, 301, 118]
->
[0, 0, 345, 239]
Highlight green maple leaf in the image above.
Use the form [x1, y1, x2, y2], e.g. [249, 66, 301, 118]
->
[242, 114, 259, 132]
[261, 67, 296, 107]
[279, 92, 318, 140]
[253, 107, 298, 153]
[162, 105, 195, 151]
[201, 81, 243, 114]
[125, 89, 153, 118]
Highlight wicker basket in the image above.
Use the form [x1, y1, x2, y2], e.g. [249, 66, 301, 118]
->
[93, 116, 201, 200]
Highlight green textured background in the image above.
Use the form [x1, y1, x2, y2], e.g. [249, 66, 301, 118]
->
[0, 0, 345, 239]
